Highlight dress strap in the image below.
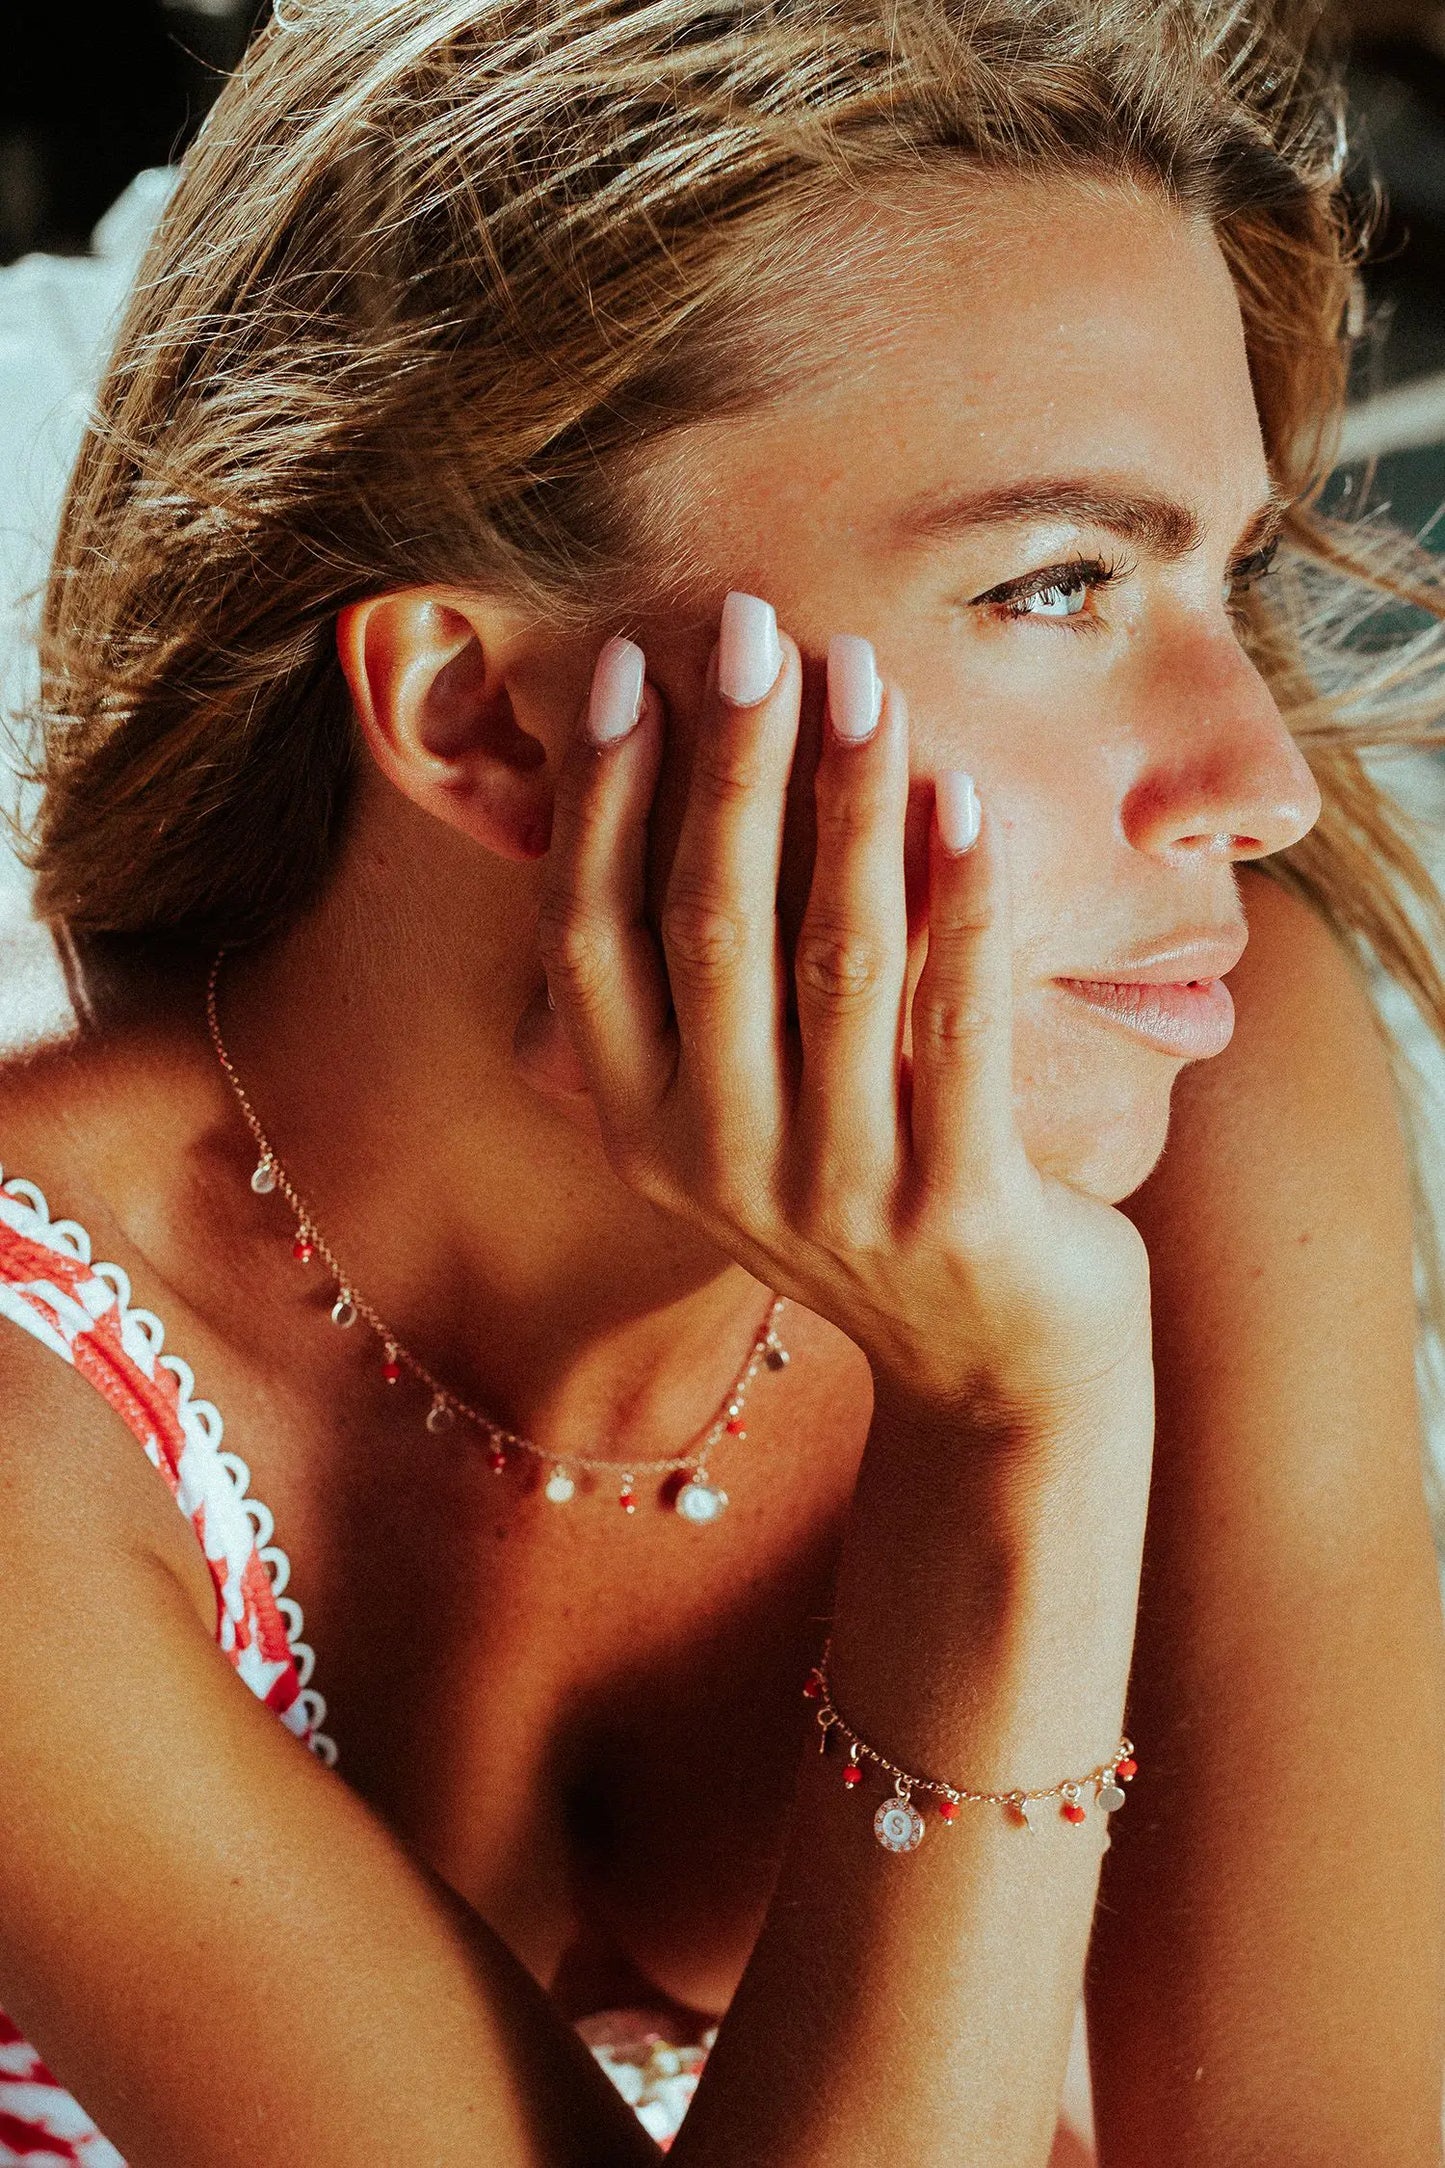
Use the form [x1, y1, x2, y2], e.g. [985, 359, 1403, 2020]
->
[0, 1168, 335, 1764]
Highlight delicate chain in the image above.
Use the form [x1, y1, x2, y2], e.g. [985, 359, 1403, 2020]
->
[804, 1637, 1137, 1848]
[205, 949, 789, 1504]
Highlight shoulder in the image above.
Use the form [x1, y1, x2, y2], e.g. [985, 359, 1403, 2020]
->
[0, 1051, 221, 1636]
[1123, 866, 1425, 1518]
[1128, 864, 1414, 1259]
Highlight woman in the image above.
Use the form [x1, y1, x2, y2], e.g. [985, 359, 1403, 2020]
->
[0, 1, 1441, 2162]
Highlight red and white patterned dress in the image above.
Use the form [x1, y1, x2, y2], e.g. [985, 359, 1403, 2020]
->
[0, 1170, 708, 2160]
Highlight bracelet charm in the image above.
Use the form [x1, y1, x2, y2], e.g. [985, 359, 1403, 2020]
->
[874, 1784, 926, 1854]
[803, 1645, 1136, 1854]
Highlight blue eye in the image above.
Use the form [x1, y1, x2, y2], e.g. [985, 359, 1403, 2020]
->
[1015, 576, 1089, 619]
[972, 555, 1128, 627]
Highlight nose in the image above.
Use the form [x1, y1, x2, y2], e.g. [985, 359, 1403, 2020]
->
[1119, 625, 1322, 863]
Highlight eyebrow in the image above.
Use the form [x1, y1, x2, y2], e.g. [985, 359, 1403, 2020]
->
[892, 477, 1289, 561]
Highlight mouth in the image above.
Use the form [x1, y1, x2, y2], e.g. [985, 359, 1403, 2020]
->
[1050, 976, 1236, 1058]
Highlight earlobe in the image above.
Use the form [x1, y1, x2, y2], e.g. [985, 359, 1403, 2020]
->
[336, 591, 553, 862]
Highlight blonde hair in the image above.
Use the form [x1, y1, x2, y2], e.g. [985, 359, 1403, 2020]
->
[23, 0, 1445, 1535]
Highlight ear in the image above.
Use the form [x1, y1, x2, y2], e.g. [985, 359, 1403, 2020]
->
[337, 591, 552, 861]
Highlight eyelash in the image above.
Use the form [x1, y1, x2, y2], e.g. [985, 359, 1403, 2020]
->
[973, 537, 1281, 630]
[976, 553, 1132, 632]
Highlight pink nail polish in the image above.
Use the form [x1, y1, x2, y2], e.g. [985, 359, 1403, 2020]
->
[718, 592, 782, 707]
[936, 771, 981, 854]
[586, 637, 646, 744]
[827, 634, 881, 742]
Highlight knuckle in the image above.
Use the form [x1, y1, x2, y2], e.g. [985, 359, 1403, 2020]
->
[535, 897, 613, 999]
[661, 888, 750, 980]
[914, 990, 996, 1053]
[815, 781, 890, 847]
[795, 924, 888, 1008]
[691, 735, 768, 808]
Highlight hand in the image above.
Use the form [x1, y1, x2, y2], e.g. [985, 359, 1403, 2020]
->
[536, 595, 1152, 1439]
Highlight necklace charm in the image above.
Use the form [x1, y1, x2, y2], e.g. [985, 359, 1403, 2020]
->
[874, 1784, 925, 1854]
[207, 952, 790, 1518]
[674, 1475, 728, 1524]
[1097, 1776, 1127, 1812]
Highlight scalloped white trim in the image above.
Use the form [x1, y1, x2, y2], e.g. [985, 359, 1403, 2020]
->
[0, 1167, 338, 1767]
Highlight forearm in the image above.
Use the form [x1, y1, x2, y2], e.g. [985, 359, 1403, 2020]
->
[671, 1373, 1154, 2168]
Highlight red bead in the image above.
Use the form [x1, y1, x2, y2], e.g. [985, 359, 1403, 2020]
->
[802, 1673, 823, 1700]
[618, 1490, 637, 1512]
[1062, 1801, 1087, 1823]
[381, 1358, 402, 1385]
[842, 1765, 862, 1787]
[725, 1418, 746, 1437]
[292, 1237, 314, 1264]
[487, 1446, 507, 1474]
[1115, 1757, 1138, 1781]
[937, 1799, 958, 1822]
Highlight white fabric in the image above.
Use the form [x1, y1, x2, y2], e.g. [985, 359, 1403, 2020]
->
[0, 168, 178, 1050]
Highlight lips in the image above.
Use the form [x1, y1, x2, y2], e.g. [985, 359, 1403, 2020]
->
[1052, 975, 1237, 1058]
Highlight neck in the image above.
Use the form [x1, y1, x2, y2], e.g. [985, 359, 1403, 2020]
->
[212, 790, 796, 1464]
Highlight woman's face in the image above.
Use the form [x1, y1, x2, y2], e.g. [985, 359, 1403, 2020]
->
[618, 175, 1322, 1203]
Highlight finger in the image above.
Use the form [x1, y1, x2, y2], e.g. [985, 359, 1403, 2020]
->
[907, 775, 1025, 1196]
[660, 592, 800, 1153]
[793, 651, 910, 1180]
[537, 637, 675, 1143]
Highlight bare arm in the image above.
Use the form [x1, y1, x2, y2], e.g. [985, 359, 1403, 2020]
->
[670, 1370, 1153, 2168]
[1092, 869, 1445, 2166]
[0, 1329, 661, 2168]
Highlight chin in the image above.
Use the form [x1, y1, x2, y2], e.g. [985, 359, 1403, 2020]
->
[1017, 1055, 1176, 1204]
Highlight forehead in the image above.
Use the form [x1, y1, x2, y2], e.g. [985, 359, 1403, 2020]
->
[637, 174, 1269, 595]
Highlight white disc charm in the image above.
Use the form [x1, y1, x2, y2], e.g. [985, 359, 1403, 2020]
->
[425, 1396, 455, 1435]
[544, 1466, 576, 1504]
[330, 1293, 357, 1328]
[1097, 1779, 1127, 1813]
[675, 1477, 728, 1524]
[874, 1789, 925, 1854]
[250, 1157, 278, 1195]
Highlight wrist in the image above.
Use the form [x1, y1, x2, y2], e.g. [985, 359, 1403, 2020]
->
[865, 1345, 1155, 1503]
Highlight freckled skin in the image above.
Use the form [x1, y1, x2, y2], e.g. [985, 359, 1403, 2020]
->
[0, 173, 1358, 2160]
[602, 177, 1318, 1202]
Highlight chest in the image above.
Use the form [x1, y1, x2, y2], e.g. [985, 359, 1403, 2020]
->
[161, 1334, 865, 2021]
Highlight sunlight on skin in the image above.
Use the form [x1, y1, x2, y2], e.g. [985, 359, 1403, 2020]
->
[506, 175, 1321, 1201]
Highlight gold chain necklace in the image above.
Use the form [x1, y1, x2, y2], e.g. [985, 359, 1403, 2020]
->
[205, 951, 789, 1523]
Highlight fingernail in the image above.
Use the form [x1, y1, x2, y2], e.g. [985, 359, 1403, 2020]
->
[718, 591, 782, 707]
[827, 634, 881, 742]
[936, 771, 981, 853]
[586, 636, 646, 744]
